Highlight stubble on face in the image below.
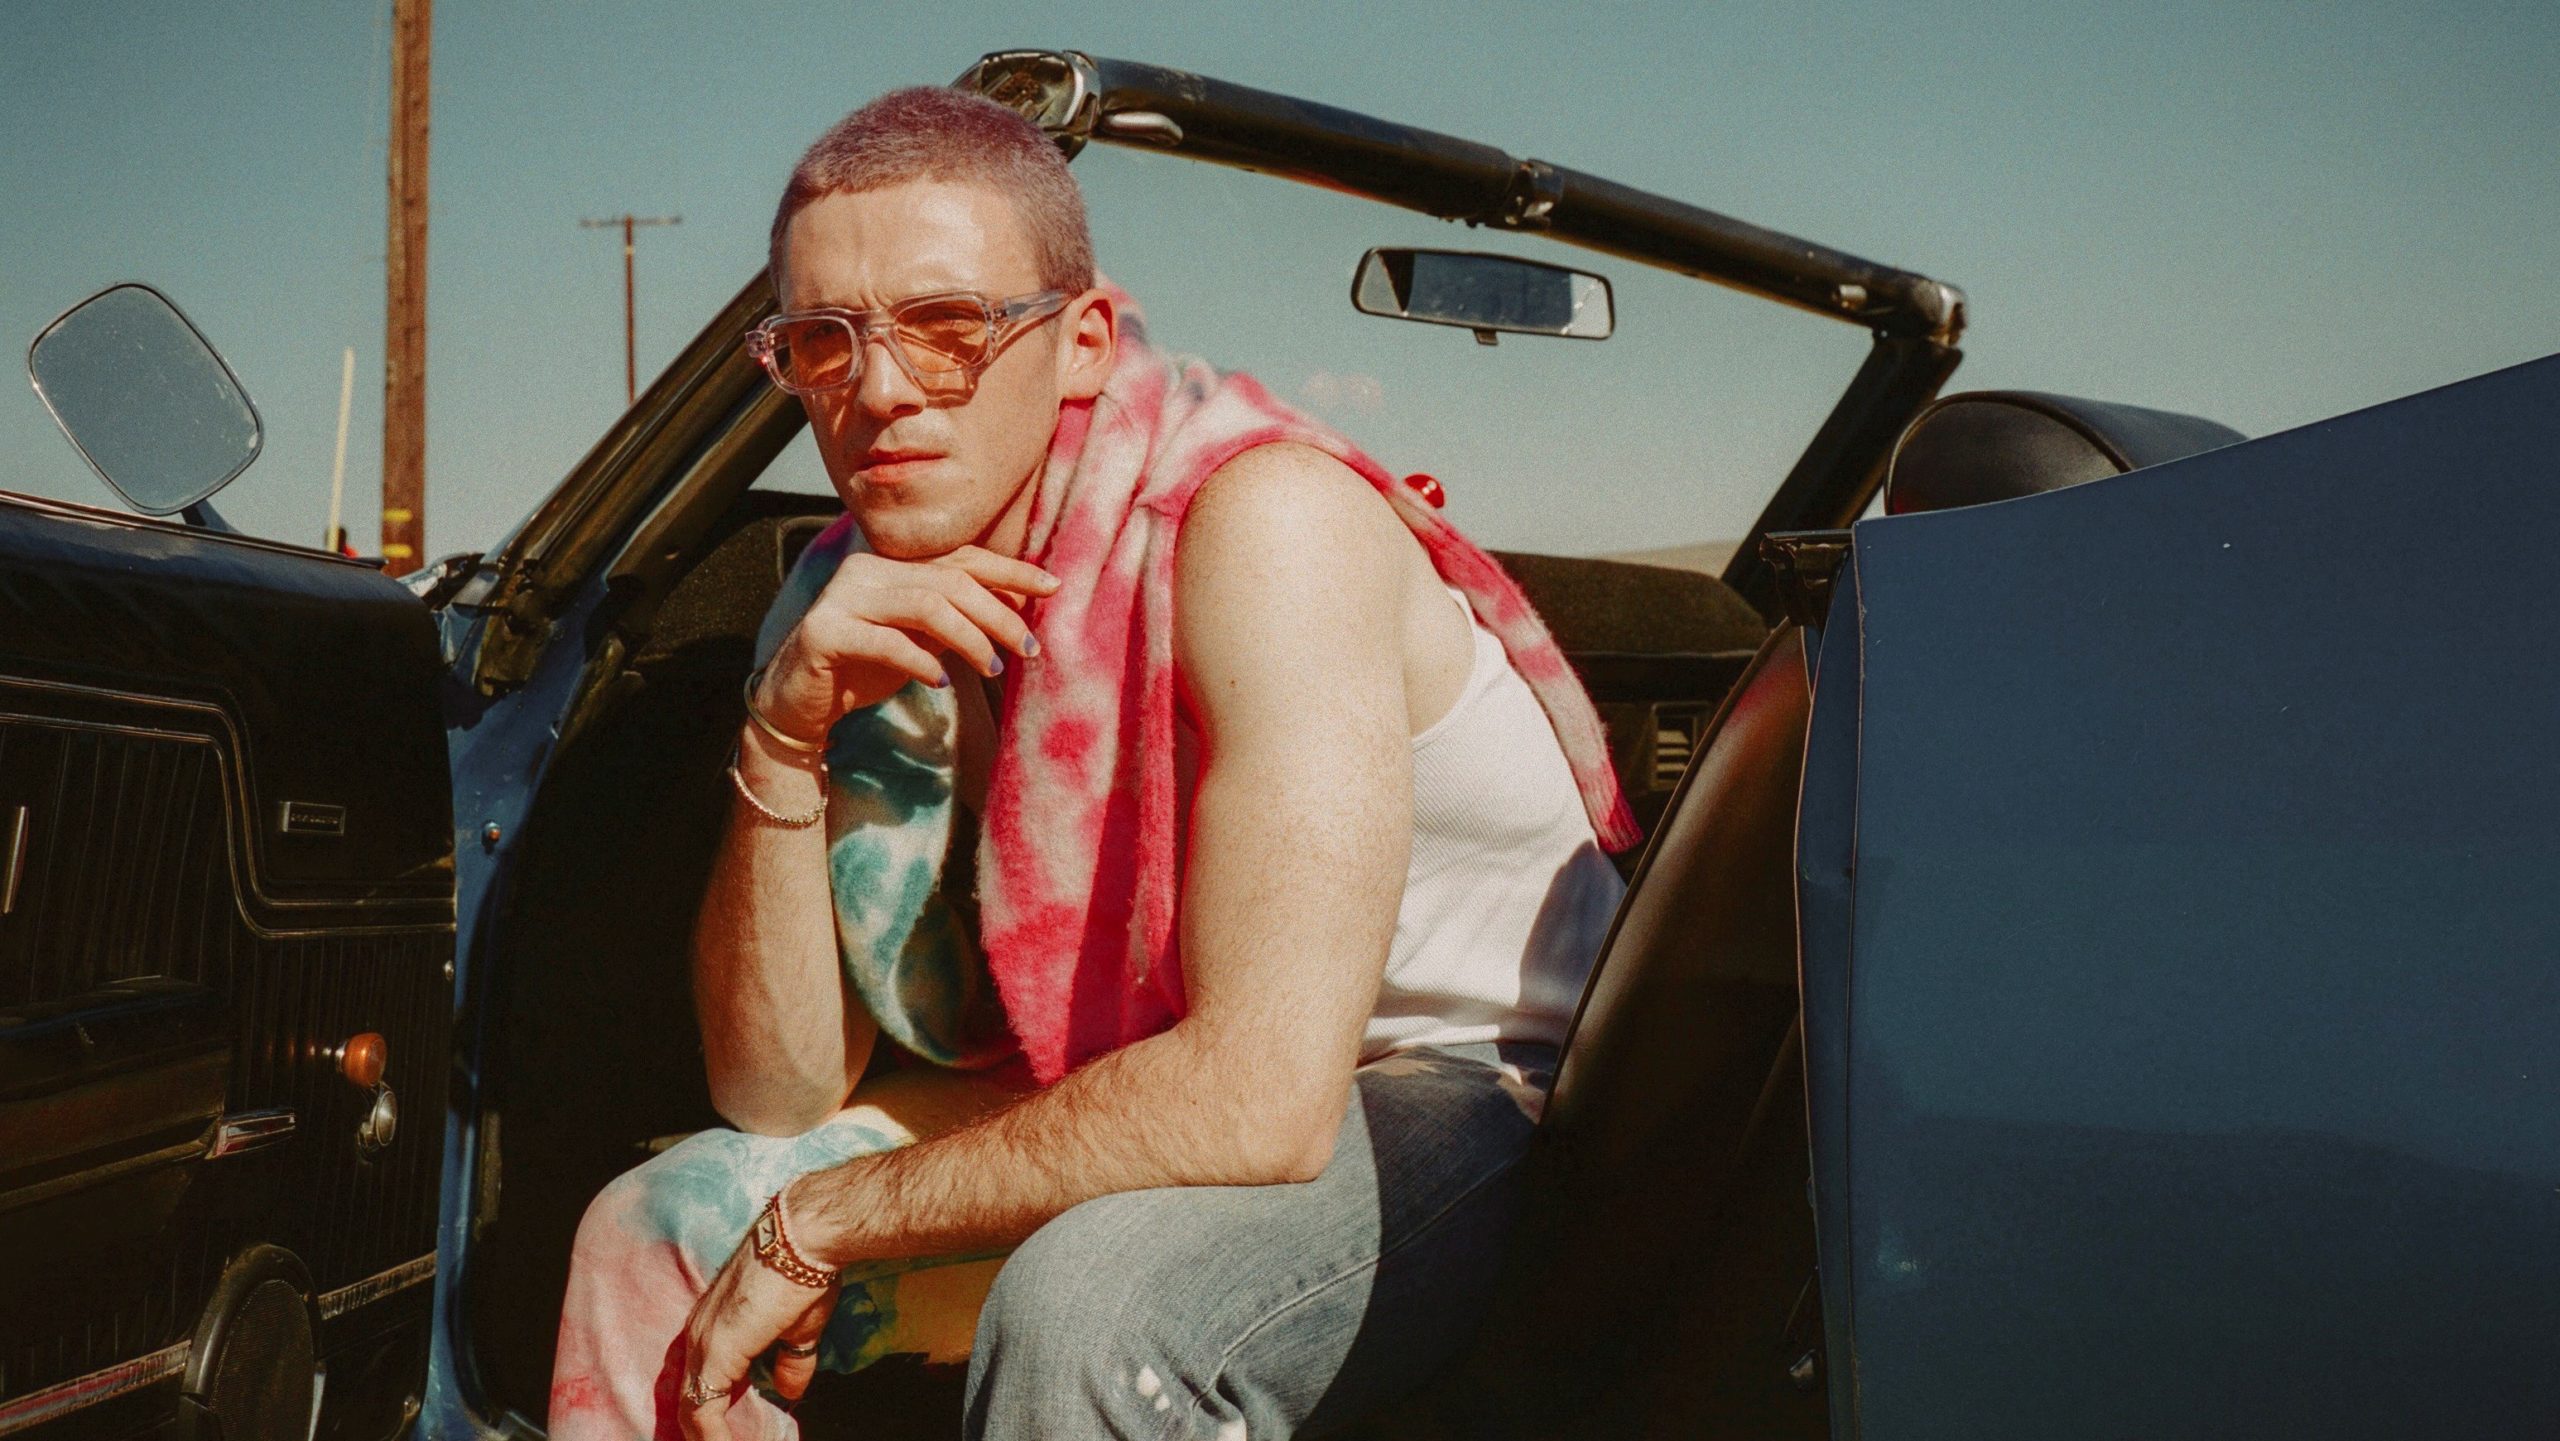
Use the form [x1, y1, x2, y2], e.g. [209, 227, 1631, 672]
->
[777, 181, 1065, 561]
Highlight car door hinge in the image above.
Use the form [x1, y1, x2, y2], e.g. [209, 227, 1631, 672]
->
[464, 576, 558, 694]
[1760, 529, 1855, 628]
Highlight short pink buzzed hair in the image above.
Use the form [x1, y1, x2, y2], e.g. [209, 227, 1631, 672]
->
[769, 86, 1096, 293]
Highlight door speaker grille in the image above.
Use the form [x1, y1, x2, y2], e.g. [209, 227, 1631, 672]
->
[200, 1277, 314, 1440]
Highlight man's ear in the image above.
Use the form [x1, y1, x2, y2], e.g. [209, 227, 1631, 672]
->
[1057, 289, 1118, 402]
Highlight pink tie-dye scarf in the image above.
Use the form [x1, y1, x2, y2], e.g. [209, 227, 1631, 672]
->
[973, 292, 1638, 1084]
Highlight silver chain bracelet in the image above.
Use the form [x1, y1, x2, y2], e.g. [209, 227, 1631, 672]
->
[726, 741, 827, 828]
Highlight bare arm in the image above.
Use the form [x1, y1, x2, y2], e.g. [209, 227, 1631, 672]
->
[690, 722, 867, 1136]
[780, 441, 1416, 1264]
[693, 545, 1057, 1135]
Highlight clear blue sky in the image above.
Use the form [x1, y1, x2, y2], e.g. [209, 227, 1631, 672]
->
[6, 1, 2555, 560]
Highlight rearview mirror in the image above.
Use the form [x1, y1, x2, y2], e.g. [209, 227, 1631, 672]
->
[27, 283, 264, 516]
[1351, 248, 1613, 345]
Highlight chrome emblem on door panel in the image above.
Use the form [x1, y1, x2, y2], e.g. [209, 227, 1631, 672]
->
[275, 800, 345, 837]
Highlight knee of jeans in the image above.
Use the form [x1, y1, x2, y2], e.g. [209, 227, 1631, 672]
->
[975, 1191, 1169, 1368]
[971, 1196, 1220, 1435]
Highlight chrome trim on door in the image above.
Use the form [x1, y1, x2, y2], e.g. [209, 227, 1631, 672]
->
[316, 1251, 437, 1319]
[1, 804, 24, 914]
[0, 1253, 436, 1433]
[0, 1341, 188, 1436]
[205, 1107, 296, 1159]
[0, 1137, 208, 1217]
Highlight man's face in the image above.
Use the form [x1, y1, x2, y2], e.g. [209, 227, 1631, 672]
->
[776, 180, 1108, 561]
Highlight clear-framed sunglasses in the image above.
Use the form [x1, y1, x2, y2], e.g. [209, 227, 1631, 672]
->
[745, 288, 1073, 397]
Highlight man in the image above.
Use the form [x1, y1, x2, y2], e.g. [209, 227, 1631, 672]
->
[549, 85, 1631, 1441]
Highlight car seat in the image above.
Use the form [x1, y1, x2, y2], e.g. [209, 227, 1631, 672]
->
[1884, 390, 2245, 515]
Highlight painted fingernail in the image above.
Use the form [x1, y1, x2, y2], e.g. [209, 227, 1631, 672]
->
[1022, 632, 1041, 657]
[931, 669, 950, 689]
[988, 654, 1004, 675]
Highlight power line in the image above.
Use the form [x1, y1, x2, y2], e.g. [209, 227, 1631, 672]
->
[580, 213, 682, 406]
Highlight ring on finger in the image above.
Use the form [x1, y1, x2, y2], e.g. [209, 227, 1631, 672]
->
[680, 1373, 726, 1408]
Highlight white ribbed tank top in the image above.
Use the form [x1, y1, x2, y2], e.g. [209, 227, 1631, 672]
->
[1028, 582, 1624, 1064]
[1360, 585, 1627, 1060]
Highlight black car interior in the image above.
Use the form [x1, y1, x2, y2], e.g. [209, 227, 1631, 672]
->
[464, 390, 2242, 1437]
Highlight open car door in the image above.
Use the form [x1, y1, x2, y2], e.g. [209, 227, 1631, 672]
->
[1798, 355, 2560, 1436]
[0, 287, 453, 1441]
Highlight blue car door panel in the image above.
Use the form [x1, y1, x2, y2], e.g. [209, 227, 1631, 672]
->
[1797, 355, 2560, 1437]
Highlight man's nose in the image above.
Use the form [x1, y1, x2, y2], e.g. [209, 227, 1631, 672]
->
[852, 332, 926, 421]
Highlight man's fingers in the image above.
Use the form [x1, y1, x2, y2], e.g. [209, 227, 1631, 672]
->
[863, 589, 1003, 678]
[767, 1292, 836, 1403]
[897, 559, 1048, 645]
[675, 1393, 720, 1441]
[768, 1349, 819, 1405]
[793, 547, 1053, 703]
[674, 1353, 736, 1441]
[935, 545, 1061, 603]
[929, 573, 1040, 661]
[836, 543, 1057, 603]
[841, 623, 949, 692]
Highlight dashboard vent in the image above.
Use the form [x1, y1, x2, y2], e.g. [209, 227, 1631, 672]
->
[1649, 704, 1708, 791]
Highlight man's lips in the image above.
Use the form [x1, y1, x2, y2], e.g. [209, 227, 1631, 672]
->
[856, 450, 946, 482]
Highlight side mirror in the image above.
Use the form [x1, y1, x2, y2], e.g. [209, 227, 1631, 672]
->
[1351, 248, 1614, 346]
[26, 283, 264, 517]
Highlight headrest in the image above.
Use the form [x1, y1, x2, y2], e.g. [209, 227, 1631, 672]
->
[1885, 391, 2244, 515]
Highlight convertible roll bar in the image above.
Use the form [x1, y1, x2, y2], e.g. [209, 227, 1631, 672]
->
[959, 50, 1968, 618]
[960, 51, 1963, 342]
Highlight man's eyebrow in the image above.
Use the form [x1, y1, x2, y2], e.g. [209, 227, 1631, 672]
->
[782, 283, 992, 313]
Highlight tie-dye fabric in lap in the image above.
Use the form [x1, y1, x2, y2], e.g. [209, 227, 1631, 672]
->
[750, 285, 1639, 1086]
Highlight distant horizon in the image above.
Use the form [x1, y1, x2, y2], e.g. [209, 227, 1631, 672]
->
[1603, 540, 1740, 575]
[9, 3, 2556, 562]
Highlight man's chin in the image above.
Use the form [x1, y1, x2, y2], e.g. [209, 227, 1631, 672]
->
[850, 504, 975, 562]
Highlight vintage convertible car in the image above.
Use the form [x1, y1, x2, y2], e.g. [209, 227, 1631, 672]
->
[4, 47, 2552, 1441]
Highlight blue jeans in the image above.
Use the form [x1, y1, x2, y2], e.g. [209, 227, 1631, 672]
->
[551, 1040, 1553, 1440]
[965, 1039, 1555, 1438]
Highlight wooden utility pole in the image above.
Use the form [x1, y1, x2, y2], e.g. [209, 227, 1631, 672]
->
[581, 214, 682, 405]
[382, 0, 431, 566]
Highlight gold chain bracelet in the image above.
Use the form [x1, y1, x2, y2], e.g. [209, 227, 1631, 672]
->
[725, 740, 826, 828]
[752, 1186, 841, 1289]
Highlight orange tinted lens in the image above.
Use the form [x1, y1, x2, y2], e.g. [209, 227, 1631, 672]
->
[771, 317, 856, 390]
[892, 301, 992, 374]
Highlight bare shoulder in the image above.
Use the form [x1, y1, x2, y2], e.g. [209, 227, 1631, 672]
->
[1176, 441, 1411, 612]
[1180, 441, 1404, 561]
[1173, 441, 1412, 724]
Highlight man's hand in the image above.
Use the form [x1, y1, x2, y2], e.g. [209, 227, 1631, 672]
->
[756, 543, 1060, 742]
[677, 1219, 837, 1440]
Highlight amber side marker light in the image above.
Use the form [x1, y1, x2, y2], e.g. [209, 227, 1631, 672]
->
[336, 1033, 388, 1089]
